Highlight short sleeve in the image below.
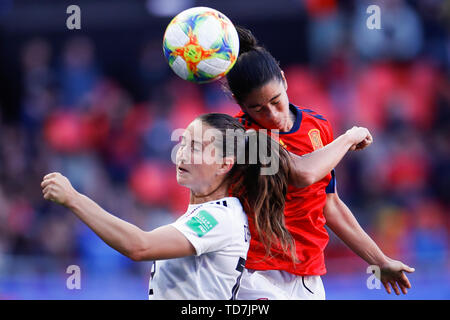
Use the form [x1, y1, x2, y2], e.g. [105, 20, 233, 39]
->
[323, 118, 336, 193]
[171, 205, 233, 256]
[324, 118, 334, 146]
[326, 169, 337, 193]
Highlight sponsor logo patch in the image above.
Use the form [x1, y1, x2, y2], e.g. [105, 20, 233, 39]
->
[186, 210, 218, 237]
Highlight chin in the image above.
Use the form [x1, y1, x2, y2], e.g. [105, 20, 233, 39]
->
[176, 175, 189, 187]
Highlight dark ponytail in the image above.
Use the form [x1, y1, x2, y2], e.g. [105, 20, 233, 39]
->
[197, 113, 297, 263]
[236, 26, 259, 55]
[226, 26, 284, 103]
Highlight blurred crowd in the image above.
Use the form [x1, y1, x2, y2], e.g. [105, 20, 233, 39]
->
[0, 0, 449, 284]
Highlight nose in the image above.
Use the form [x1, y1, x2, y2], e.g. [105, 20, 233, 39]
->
[176, 144, 189, 165]
[264, 104, 278, 120]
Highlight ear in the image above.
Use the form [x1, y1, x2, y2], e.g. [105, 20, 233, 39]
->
[217, 156, 235, 176]
[231, 93, 244, 109]
[281, 70, 288, 91]
[230, 93, 248, 113]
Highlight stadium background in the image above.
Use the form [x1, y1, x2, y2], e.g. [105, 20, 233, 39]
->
[0, 0, 449, 299]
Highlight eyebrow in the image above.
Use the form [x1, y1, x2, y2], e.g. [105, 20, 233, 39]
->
[181, 136, 204, 146]
[247, 93, 282, 109]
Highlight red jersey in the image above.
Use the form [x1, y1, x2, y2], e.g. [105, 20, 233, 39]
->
[234, 104, 336, 276]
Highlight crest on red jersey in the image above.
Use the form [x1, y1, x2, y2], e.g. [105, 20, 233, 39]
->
[308, 129, 324, 150]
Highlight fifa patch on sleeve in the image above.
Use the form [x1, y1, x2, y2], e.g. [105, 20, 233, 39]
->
[186, 210, 218, 237]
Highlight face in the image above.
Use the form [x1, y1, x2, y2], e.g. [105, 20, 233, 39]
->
[238, 75, 291, 131]
[175, 119, 233, 194]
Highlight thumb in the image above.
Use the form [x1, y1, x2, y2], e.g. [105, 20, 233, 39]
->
[403, 264, 415, 273]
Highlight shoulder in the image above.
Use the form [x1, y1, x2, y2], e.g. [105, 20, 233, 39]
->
[233, 111, 259, 129]
[295, 105, 334, 141]
[296, 106, 330, 124]
[202, 198, 246, 222]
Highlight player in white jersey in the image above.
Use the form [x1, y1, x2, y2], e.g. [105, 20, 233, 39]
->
[40, 113, 294, 299]
[150, 197, 249, 299]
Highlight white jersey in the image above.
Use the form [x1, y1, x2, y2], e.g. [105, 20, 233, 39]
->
[148, 196, 250, 300]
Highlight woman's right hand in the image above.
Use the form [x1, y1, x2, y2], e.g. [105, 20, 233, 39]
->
[345, 126, 373, 151]
[41, 172, 79, 207]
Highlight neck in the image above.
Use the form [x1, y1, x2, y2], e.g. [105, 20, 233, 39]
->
[189, 183, 229, 205]
[277, 108, 295, 132]
[279, 108, 296, 132]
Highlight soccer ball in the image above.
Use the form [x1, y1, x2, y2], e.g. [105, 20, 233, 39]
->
[163, 7, 240, 83]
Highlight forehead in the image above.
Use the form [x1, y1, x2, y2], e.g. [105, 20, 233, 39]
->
[185, 119, 207, 136]
[183, 120, 218, 144]
[242, 79, 284, 105]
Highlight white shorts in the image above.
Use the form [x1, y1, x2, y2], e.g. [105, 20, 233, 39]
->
[237, 269, 326, 300]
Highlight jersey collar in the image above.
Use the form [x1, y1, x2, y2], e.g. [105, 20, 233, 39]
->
[279, 104, 302, 135]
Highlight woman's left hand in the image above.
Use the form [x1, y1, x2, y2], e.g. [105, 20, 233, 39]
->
[380, 257, 415, 295]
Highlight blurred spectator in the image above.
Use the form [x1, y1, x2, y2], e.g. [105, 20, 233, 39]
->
[137, 40, 171, 101]
[59, 36, 101, 108]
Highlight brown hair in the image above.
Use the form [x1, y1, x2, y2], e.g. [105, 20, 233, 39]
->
[197, 113, 297, 263]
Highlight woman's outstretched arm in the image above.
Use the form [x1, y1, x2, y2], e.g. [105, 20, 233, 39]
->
[288, 126, 373, 188]
[41, 172, 195, 261]
[324, 191, 415, 295]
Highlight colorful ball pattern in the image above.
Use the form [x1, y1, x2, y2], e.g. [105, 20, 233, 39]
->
[163, 7, 240, 83]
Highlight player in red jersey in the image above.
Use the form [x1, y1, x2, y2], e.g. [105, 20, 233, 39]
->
[226, 27, 415, 299]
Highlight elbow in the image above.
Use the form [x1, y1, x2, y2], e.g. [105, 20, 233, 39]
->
[128, 249, 142, 262]
[292, 171, 316, 188]
[128, 246, 147, 262]
[126, 235, 149, 262]
[302, 172, 317, 187]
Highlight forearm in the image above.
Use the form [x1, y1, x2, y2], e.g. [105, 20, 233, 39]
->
[325, 199, 388, 266]
[66, 192, 146, 259]
[289, 133, 353, 187]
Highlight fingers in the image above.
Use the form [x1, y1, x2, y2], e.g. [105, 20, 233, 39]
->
[355, 139, 370, 150]
[399, 282, 408, 295]
[43, 172, 59, 180]
[41, 172, 62, 201]
[357, 132, 373, 149]
[382, 281, 391, 294]
[42, 185, 53, 201]
[347, 126, 373, 151]
[400, 272, 412, 289]
[390, 281, 401, 295]
[403, 264, 415, 273]
[41, 178, 53, 188]
[41, 172, 59, 187]
[353, 139, 371, 151]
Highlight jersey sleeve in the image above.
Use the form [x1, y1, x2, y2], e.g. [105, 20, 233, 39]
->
[323, 117, 334, 146]
[234, 112, 258, 130]
[323, 118, 337, 193]
[171, 205, 233, 256]
[325, 169, 337, 193]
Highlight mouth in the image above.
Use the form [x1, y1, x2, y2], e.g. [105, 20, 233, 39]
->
[177, 166, 189, 174]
